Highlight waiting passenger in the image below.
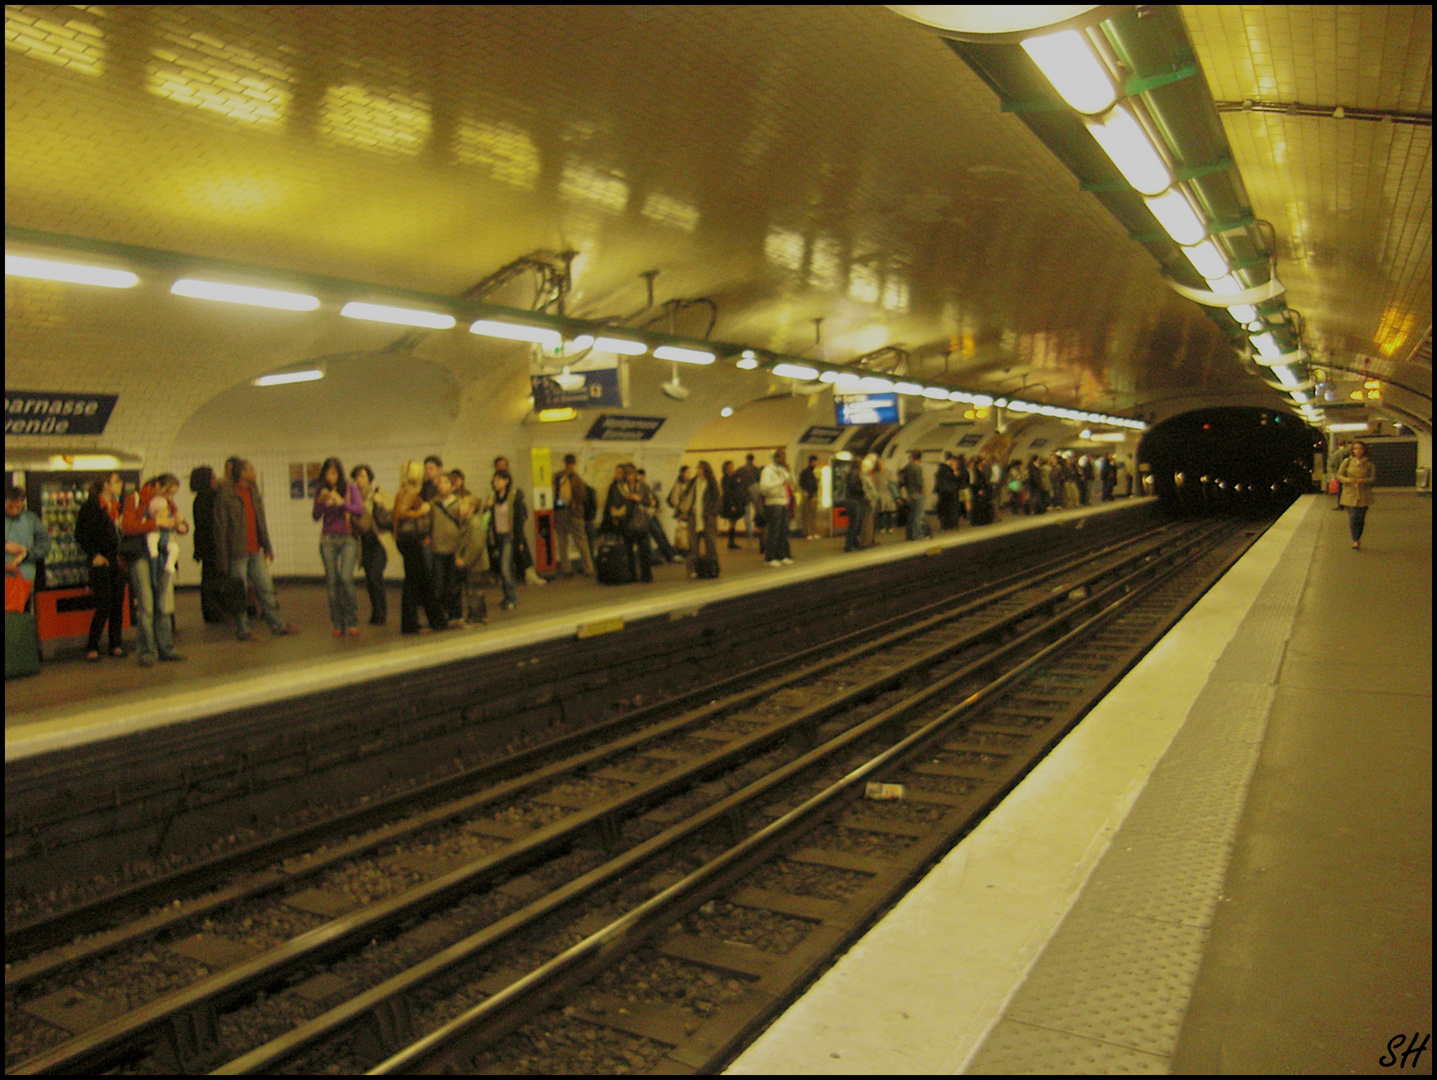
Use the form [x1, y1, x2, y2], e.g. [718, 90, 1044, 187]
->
[553, 453, 594, 577]
[453, 492, 488, 624]
[799, 455, 822, 539]
[720, 460, 747, 550]
[872, 458, 897, 534]
[486, 470, 522, 610]
[760, 448, 797, 566]
[120, 474, 186, 666]
[667, 465, 691, 554]
[843, 458, 868, 552]
[214, 459, 293, 644]
[75, 471, 127, 661]
[349, 464, 390, 626]
[143, 474, 186, 613]
[492, 455, 542, 586]
[679, 460, 721, 577]
[900, 450, 927, 540]
[189, 466, 226, 624]
[735, 453, 761, 538]
[969, 457, 995, 526]
[421, 455, 444, 501]
[934, 454, 961, 531]
[312, 457, 364, 637]
[430, 470, 466, 624]
[392, 459, 447, 634]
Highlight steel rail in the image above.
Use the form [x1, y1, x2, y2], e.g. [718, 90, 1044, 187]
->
[215, 523, 1231, 1074]
[369, 520, 1241, 1073]
[6, 520, 1170, 985]
[10, 523, 1203, 1075]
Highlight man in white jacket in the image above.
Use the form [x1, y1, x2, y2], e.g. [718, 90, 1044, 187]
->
[759, 448, 797, 566]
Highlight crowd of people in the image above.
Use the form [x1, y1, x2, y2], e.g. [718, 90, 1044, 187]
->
[4, 444, 1139, 670]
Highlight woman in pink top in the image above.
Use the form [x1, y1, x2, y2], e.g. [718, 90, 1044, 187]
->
[313, 456, 364, 636]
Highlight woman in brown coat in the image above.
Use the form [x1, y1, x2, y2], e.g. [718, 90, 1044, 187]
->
[1336, 440, 1377, 550]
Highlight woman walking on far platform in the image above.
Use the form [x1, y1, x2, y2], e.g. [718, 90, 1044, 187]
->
[1336, 440, 1377, 550]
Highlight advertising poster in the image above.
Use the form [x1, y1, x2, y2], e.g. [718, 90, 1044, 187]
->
[289, 463, 305, 499]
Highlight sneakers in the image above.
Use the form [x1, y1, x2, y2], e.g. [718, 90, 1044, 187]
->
[270, 623, 298, 636]
[157, 652, 186, 663]
[500, 600, 516, 611]
[781, 557, 795, 565]
[766, 560, 782, 568]
[347, 627, 360, 637]
[137, 654, 156, 668]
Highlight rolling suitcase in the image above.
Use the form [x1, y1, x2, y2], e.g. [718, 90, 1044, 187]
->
[595, 537, 634, 586]
[5, 610, 41, 678]
[696, 555, 720, 579]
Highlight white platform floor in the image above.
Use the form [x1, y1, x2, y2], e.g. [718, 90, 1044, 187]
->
[728, 493, 1432, 1074]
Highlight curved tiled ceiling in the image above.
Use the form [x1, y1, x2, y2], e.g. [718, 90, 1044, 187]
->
[5, 5, 1431, 424]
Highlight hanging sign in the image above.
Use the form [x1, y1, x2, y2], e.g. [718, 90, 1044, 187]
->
[585, 414, 666, 441]
[799, 425, 845, 445]
[6, 391, 118, 435]
[835, 392, 899, 426]
[531, 369, 622, 410]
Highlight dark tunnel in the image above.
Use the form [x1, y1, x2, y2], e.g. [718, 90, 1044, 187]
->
[1138, 407, 1325, 516]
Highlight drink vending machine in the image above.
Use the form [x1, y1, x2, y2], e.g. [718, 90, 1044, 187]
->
[24, 469, 141, 642]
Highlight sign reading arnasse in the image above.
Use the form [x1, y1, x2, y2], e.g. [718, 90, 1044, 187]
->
[585, 414, 666, 441]
[6, 391, 117, 435]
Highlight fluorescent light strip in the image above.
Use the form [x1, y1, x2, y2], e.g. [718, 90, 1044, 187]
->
[772, 362, 818, 380]
[254, 369, 324, 386]
[470, 319, 563, 348]
[340, 301, 455, 329]
[894, 382, 923, 395]
[1270, 364, 1301, 387]
[594, 336, 647, 355]
[1084, 104, 1171, 196]
[655, 344, 715, 365]
[1183, 241, 1229, 280]
[7, 254, 138, 288]
[858, 376, 895, 391]
[1228, 304, 1259, 323]
[1326, 422, 1369, 432]
[922, 387, 951, 400]
[172, 278, 319, 310]
[1020, 29, 1116, 115]
[1143, 189, 1207, 245]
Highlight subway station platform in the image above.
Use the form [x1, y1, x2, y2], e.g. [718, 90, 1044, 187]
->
[729, 492, 1432, 1075]
[5, 498, 1145, 763]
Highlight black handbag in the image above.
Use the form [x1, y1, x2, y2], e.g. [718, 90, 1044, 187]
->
[201, 575, 247, 616]
[624, 502, 650, 538]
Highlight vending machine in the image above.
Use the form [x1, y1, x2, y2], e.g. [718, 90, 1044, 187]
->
[24, 470, 141, 642]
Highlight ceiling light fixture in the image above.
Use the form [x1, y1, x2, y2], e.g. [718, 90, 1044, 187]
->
[7, 254, 138, 289]
[654, 344, 715, 365]
[340, 301, 456, 329]
[253, 369, 324, 386]
[1084, 104, 1172, 196]
[1143, 188, 1208, 246]
[594, 336, 647, 355]
[537, 407, 578, 422]
[1019, 29, 1117, 115]
[772, 362, 819, 380]
[173, 278, 319, 310]
[735, 350, 760, 370]
[469, 319, 562, 349]
[1183, 241, 1230, 281]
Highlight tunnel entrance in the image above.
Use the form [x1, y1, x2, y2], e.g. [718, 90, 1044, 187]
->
[1137, 406, 1324, 516]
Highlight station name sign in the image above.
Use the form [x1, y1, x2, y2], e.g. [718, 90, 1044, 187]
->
[585, 414, 666, 441]
[798, 425, 845, 446]
[6, 391, 118, 435]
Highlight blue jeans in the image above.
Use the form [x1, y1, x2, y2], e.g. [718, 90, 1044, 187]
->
[1346, 505, 1368, 542]
[128, 555, 175, 660]
[229, 550, 285, 636]
[496, 533, 517, 605]
[319, 534, 360, 631]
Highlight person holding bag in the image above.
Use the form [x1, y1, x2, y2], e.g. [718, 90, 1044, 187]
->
[1336, 439, 1377, 550]
[312, 456, 364, 637]
[682, 460, 721, 578]
[616, 463, 655, 583]
[392, 459, 447, 633]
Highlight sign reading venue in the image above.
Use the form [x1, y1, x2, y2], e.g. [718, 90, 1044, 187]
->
[5, 391, 118, 435]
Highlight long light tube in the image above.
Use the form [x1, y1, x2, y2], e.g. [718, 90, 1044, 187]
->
[172, 278, 319, 310]
[340, 301, 456, 329]
[922, 386, 951, 400]
[1084, 104, 1172, 196]
[772, 362, 818, 380]
[1251, 332, 1282, 358]
[1204, 274, 1245, 297]
[1227, 303, 1259, 323]
[253, 369, 324, 386]
[1183, 241, 1229, 281]
[894, 382, 923, 395]
[594, 336, 647, 355]
[654, 344, 714, 365]
[470, 319, 563, 350]
[1270, 364, 1301, 387]
[1143, 189, 1207, 245]
[858, 376, 895, 391]
[7, 254, 138, 288]
[1020, 29, 1117, 115]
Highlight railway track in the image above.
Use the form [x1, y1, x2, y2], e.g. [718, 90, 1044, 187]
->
[5, 515, 1261, 1074]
